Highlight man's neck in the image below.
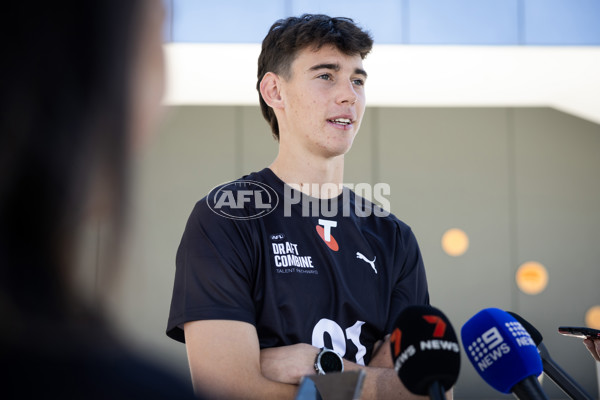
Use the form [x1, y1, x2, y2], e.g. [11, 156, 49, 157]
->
[269, 150, 345, 199]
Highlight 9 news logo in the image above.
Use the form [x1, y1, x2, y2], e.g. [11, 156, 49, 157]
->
[467, 322, 536, 372]
[467, 327, 509, 365]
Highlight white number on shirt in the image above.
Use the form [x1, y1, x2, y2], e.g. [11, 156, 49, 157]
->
[311, 318, 367, 365]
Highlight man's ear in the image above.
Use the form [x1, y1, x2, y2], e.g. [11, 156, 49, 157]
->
[259, 72, 284, 110]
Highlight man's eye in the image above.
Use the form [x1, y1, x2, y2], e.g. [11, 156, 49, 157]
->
[318, 74, 331, 80]
[353, 79, 365, 86]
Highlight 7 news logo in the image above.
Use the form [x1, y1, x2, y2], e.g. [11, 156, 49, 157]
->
[391, 315, 459, 371]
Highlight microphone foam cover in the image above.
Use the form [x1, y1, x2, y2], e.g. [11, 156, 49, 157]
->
[390, 305, 460, 395]
[461, 308, 543, 394]
[507, 311, 543, 345]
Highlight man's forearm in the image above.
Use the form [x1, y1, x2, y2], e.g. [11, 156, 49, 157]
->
[185, 321, 300, 400]
[343, 361, 424, 400]
[343, 361, 453, 400]
[258, 343, 453, 399]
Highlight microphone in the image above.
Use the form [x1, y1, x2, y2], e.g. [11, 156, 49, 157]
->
[389, 305, 460, 399]
[508, 311, 594, 400]
[461, 308, 548, 400]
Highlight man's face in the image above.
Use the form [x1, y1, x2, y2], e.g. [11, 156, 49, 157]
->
[278, 45, 367, 158]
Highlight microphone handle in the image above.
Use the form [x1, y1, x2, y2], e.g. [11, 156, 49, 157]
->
[428, 381, 445, 400]
[538, 344, 594, 400]
[511, 375, 549, 400]
[542, 358, 594, 400]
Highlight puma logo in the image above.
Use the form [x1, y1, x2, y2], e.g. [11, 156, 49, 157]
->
[356, 252, 377, 274]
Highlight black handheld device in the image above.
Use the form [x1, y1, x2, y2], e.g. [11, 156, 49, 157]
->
[558, 326, 600, 339]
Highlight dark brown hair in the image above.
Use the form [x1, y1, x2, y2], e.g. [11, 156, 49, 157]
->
[257, 14, 373, 140]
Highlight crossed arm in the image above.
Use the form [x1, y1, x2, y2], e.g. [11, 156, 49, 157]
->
[184, 320, 452, 399]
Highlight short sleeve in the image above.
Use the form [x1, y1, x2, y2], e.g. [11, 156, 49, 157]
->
[385, 224, 430, 333]
[166, 200, 257, 343]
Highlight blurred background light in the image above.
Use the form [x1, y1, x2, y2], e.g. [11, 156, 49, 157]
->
[585, 305, 600, 329]
[441, 228, 469, 257]
[516, 261, 549, 295]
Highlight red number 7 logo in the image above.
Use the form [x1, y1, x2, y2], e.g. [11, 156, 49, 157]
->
[390, 328, 402, 357]
[423, 315, 446, 338]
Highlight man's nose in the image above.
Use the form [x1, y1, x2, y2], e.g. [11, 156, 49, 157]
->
[337, 80, 358, 105]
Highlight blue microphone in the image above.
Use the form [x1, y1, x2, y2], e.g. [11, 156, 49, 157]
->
[461, 308, 548, 400]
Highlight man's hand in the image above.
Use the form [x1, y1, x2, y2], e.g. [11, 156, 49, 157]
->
[368, 334, 393, 368]
[260, 343, 320, 384]
[583, 338, 600, 361]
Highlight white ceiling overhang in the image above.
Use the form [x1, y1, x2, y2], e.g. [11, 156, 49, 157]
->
[164, 43, 600, 125]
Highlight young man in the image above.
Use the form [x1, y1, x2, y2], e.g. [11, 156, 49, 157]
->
[167, 14, 443, 399]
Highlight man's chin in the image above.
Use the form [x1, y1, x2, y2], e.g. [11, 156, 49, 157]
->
[320, 143, 354, 159]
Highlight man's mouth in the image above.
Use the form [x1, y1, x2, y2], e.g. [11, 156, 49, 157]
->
[327, 118, 353, 126]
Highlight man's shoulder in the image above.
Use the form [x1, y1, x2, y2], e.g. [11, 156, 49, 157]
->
[346, 187, 408, 228]
[343, 188, 419, 252]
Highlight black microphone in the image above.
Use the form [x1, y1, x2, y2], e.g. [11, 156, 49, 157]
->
[390, 305, 460, 399]
[508, 312, 594, 400]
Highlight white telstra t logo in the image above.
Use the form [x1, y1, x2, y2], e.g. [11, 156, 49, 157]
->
[318, 219, 337, 242]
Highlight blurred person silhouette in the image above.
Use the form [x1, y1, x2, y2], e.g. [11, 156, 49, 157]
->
[0, 1, 195, 398]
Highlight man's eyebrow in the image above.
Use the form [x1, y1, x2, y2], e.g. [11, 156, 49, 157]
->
[309, 63, 340, 72]
[309, 63, 368, 78]
[355, 68, 368, 78]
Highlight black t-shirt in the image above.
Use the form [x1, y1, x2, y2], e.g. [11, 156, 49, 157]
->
[167, 168, 429, 365]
